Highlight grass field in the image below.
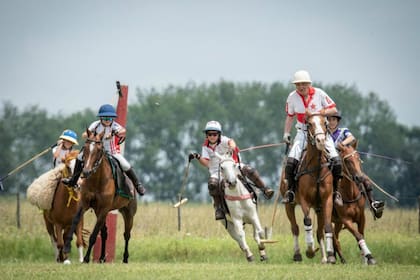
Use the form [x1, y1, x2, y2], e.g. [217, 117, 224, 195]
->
[1, 196, 420, 279]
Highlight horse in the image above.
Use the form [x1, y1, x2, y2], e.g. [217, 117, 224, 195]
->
[214, 151, 268, 262]
[279, 113, 336, 264]
[63, 129, 138, 263]
[43, 150, 86, 263]
[332, 142, 377, 265]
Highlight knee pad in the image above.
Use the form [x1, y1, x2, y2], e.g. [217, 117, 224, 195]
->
[208, 178, 220, 196]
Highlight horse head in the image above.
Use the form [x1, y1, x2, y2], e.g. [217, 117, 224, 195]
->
[306, 113, 328, 151]
[215, 151, 238, 187]
[82, 129, 105, 178]
[337, 142, 364, 184]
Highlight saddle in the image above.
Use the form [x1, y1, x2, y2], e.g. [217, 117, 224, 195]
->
[106, 153, 134, 199]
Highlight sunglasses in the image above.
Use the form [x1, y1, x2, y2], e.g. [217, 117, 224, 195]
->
[101, 117, 114, 121]
[206, 133, 219, 137]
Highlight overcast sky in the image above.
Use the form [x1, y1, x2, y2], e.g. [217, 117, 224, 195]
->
[1, 0, 418, 127]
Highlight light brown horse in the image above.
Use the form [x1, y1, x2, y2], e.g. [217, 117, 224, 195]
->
[43, 150, 86, 263]
[63, 130, 137, 263]
[332, 142, 377, 265]
[280, 113, 336, 264]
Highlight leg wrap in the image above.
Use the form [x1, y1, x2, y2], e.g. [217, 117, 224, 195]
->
[208, 178, 221, 196]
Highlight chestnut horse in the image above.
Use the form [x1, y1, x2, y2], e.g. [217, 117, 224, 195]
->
[280, 113, 336, 264]
[63, 130, 137, 263]
[332, 142, 377, 265]
[43, 150, 86, 263]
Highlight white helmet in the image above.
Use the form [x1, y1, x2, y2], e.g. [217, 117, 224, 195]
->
[292, 70, 312, 84]
[203, 120, 222, 133]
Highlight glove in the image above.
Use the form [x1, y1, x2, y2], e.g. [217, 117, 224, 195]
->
[188, 152, 201, 162]
[283, 133, 291, 144]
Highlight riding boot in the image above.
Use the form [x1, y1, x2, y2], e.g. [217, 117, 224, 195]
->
[282, 158, 298, 204]
[331, 156, 343, 206]
[211, 194, 225, 220]
[241, 165, 274, 200]
[125, 168, 146, 196]
[364, 180, 385, 219]
[208, 177, 225, 220]
[62, 158, 83, 188]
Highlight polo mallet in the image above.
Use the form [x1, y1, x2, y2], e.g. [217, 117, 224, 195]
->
[173, 160, 191, 208]
[262, 142, 290, 243]
[0, 143, 57, 191]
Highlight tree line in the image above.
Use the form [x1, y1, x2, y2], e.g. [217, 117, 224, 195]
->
[1, 80, 419, 207]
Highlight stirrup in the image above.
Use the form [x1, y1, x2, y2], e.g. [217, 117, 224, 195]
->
[281, 190, 295, 204]
[371, 201, 385, 219]
[262, 188, 274, 200]
[215, 208, 225, 220]
[334, 191, 343, 206]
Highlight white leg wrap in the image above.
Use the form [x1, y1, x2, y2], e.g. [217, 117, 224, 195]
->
[358, 239, 371, 257]
[304, 225, 314, 247]
[325, 232, 334, 253]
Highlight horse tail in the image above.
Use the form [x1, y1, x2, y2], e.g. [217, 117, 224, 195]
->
[82, 228, 90, 248]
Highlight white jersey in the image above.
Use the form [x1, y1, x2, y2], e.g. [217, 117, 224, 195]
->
[52, 147, 72, 167]
[201, 135, 234, 178]
[286, 87, 336, 129]
[286, 87, 338, 160]
[88, 120, 123, 155]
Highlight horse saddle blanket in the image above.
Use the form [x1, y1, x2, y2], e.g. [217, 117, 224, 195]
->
[106, 154, 134, 199]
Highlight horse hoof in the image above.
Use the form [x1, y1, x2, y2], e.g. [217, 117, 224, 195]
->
[367, 257, 377, 265]
[293, 253, 302, 262]
[341, 258, 347, 264]
[327, 255, 336, 264]
[260, 255, 268, 262]
[63, 259, 71, 265]
[247, 255, 255, 262]
[306, 250, 316, 259]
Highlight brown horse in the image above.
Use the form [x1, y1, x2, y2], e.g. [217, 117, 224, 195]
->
[332, 142, 377, 265]
[43, 150, 86, 263]
[63, 130, 137, 263]
[280, 113, 336, 264]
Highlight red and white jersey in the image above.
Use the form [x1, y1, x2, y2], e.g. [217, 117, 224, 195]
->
[201, 135, 238, 177]
[285, 87, 336, 129]
[88, 120, 124, 155]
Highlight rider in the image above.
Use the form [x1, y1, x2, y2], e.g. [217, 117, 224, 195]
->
[189, 120, 274, 220]
[52, 129, 79, 167]
[281, 70, 343, 205]
[327, 111, 385, 219]
[62, 104, 146, 196]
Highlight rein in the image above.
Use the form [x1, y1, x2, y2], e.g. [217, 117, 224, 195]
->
[82, 139, 104, 179]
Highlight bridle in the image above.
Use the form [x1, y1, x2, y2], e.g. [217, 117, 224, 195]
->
[82, 138, 104, 178]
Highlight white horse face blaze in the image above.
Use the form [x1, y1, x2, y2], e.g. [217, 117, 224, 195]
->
[312, 115, 326, 151]
[221, 160, 237, 185]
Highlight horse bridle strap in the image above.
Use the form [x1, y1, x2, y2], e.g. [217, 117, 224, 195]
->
[224, 193, 253, 201]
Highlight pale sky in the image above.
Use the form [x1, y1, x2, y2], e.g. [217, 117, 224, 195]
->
[1, 0, 419, 127]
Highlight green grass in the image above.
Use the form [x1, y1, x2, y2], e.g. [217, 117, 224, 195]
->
[0, 197, 419, 279]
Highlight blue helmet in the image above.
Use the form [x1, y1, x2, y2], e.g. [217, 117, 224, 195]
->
[59, 129, 79, 145]
[97, 104, 117, 117]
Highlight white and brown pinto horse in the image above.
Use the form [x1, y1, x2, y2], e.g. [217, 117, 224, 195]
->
[280, 113, 336, 264]
[215, 151, 267, 262]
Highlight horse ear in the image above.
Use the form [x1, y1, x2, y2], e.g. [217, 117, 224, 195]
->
[98, 130, 105, 140]
[85, 127, 90, 138]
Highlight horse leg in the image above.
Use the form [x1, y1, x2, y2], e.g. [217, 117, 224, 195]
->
[225, 219, 253, 262]
[98, 223, 108, 263]
[43, 214, 59, 262]
[303, 214, 316, 259]
[63, 206, 84, 257]
[355, 214, 376, 265]
[83, 211, 108, 264]
[119, 205, 135, 263]
[285, 203, 302, 261]
[322, 198, 336, 264]
[333, 222, 346, 264]
[316, 212, 328, 264]
[75, 217, 85, 263]
[250, 212, 267, 261]
[55, 224, 65, 263]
